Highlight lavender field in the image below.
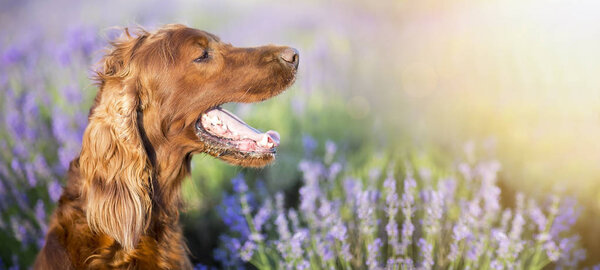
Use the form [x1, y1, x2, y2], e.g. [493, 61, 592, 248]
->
[1, 0, 600, 268]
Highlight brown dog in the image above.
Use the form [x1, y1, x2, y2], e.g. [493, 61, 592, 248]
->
[34, 24, 298, 269]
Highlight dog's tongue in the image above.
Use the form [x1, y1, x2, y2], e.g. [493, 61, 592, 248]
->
[202, 107, 280, 148]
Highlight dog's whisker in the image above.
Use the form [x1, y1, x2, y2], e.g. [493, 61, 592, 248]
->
[239, 87, 252, 100]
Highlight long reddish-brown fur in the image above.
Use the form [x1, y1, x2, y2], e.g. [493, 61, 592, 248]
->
[34, 24, 298, 269]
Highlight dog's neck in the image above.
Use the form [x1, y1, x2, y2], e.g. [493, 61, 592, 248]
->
[136, 110, 192, 220]
[152, 147, 191, 216]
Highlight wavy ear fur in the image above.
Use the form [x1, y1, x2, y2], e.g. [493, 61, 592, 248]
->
[80, 28, 152, 251]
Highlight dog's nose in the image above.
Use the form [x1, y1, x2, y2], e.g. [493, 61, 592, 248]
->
[280, 48, 299, 69]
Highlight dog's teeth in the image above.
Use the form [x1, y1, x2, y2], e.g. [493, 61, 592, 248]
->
[258, 135, 269, 147]
[208, 115, 219, 124]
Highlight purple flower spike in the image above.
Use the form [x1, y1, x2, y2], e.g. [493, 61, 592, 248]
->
[358, 189, 378, 237]
[418, 238, 433, 269]
[383, 169, 402, 258]
[302, 135, 317, 156]
[232, 174, 248, 194]
[253, 199, 272, 232]
[422, 187, 443, 237]
[239, 240, 257, 262]
[366, 238, 382, 269]
[551, 198, 580, 238]
[2, 46, 23, 65]
[324, 140, 337, 163]
[213, 141, 586, 269]
[47, 180, 62, 202]
[399, 172, 416, 256]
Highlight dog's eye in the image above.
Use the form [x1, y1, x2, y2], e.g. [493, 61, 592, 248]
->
[193, 51, 210, 63]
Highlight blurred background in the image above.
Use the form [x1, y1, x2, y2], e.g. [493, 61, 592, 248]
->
[1, 0, 599, 267]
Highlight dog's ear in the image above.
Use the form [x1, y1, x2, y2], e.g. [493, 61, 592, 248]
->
[80, 29, 152, 251]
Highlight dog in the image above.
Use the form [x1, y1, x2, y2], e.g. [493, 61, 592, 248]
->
[34, 24, 298, 269]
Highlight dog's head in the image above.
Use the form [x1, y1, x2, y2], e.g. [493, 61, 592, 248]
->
[96, 24, 298, 166]
[79, 24, 298, 250]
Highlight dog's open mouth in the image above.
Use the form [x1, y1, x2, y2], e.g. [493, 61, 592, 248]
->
[195, 106, 280, 157]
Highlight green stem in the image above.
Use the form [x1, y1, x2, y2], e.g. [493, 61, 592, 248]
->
[241, 197, 270, 269]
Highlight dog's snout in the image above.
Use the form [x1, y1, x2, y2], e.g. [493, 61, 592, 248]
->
[280, 48, 299, 69]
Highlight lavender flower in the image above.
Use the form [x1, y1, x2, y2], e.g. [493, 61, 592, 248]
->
[328, 162, 342, 181]
[448, 219, 468, 262]
[219, 195, 250, 238]
[2, 46, 23, 65]
[215, 144, 586, 269]
[458, 162, 472, 182]
[232, 174, 249, 194]
[418, 238, 433, 269]
[367, 238, 383, 269]
[551, 198, 580, 238]
[343, 177, 362, 207]
[544, 240, 560, 262]
[383, 171, 401, 256]
[421, 187, 443, 237]
[302, 135, 317, 156]
[193, 263, 210, 270]
[34, 200, 46, 226]
[439, 177, 457, 207]
[233, 175, 252, 218]
[274, 192, 309, 268]
[491, 229, 510, 262]
[324, 140, 337, 164]
[10, 216, 28, 244]
[315, 235, 334, 262]
[298, 160, 324, 223]
[253, 199, 272, 232]
[215, 235, 243, 267]
[47, 180, 62, 202]
[288, 208, 300, 231]
[24, 164, 37, 187]
[490, 259, 503, 270]
[499, 194, 526, 263]
[239, 240, 257, 262]
[466, 236, 485, 262]
[275, 213, 291, 241]
[290, 229, 308, 259]
[275, 212, 291, 255]
[358, 189, 378, 237]
[62, 85, 83, 104]
[528, 200, 547, 233]
[556, 236, 586, 268]
[400, 173, 417, 256]
[499, 209, 512, 232]
[477, 161, 501, 222]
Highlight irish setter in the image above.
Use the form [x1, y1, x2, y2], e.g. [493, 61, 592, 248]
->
[34, 24, 298, 269]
